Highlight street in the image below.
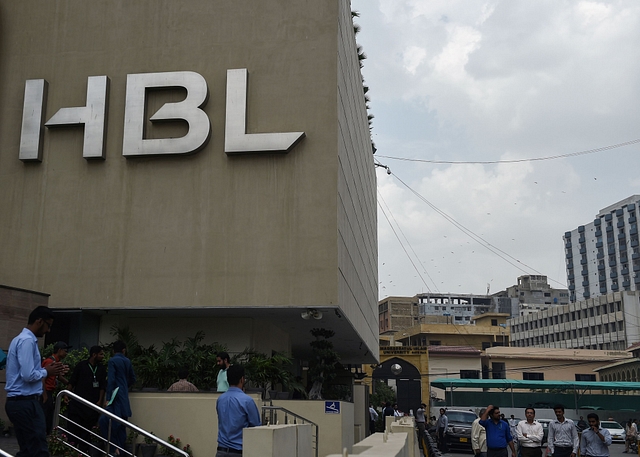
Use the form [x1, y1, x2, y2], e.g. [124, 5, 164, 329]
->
[446, 443, 631, 457]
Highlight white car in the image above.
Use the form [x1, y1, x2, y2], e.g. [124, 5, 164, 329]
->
[599, 421, 625, 443]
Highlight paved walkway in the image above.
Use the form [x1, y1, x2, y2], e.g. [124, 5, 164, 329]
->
[0, 436, 19, 456]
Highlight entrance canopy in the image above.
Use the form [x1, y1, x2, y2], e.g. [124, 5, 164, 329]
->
[431, 378, 640, 391]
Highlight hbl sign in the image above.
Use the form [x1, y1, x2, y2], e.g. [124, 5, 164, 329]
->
[19, 69, 305, 162]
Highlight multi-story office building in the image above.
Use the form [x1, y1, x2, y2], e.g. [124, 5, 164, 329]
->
[564, 196, 640, 302]
[509, 291, 640, 350]
[0, 0, 378, 366]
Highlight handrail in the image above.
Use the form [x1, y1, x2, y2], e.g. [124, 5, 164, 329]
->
[261, 405, 319, 457]
[0, 448, 14, 457]
[54, 389, 189, 457]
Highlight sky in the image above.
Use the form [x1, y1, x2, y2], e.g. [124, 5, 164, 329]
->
[351, 0, 640, 299]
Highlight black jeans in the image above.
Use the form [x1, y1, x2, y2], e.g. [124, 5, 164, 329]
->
[5, 396, 49, 457]
[438, 426, 448, 452]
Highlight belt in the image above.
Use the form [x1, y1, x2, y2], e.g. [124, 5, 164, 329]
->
[217, 446, 242, 454]
[7, 394, 40, 401]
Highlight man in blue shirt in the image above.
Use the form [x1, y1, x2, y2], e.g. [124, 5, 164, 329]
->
[580, 413, 611, 457]
[100, 340, 136, 454]
[479, 405, 517, 457]
[4, 306, 68, 456]
[215, 364, 261, 456]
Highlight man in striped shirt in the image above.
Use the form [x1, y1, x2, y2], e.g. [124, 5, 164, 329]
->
[547, 404, 579, 457]
[167, 368, 199, 392]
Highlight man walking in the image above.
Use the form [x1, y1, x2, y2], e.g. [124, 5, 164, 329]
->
[215, 364, 261, 456]
[216, 351, 231, 392]
[368, 403, 378, 435]
[547, 404, 579, 457]
[100, 340, 136, 453]
[472, 408, 488, 457]
[517, 408, 544, 457]
[625, 419, 637, 453]
[580, 413, 611, 457]
[415, 403, 427, 449]
[4, 306, 68, 456]
[436, 407, 449, 453]
[42, 341, 71, 434]
[479, 405, 517, 457]
[67, 346, 107, 450]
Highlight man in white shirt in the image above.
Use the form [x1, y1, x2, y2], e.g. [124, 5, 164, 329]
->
[548, 404, 579, 457]
[517, 407, 544, 457]
[472, 408, 488, 457]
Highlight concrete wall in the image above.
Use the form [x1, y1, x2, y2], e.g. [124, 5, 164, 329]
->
[272, 400, 355, 457]
[128, 391, 262, 454]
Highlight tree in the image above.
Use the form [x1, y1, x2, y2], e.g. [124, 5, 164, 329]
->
[308, 328, 340, 400]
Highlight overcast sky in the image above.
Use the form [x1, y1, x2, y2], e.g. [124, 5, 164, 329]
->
[351, 0, 640, 299]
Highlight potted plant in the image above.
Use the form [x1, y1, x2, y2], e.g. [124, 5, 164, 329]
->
[158, 435, 193, 457]
[138, 432, 157, 457]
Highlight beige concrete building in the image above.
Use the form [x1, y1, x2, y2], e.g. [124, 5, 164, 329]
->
[0, 0, 378, 364]
[482, 346, 631, 382]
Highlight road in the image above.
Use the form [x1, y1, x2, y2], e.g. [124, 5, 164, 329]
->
[446, 443, 631, 457]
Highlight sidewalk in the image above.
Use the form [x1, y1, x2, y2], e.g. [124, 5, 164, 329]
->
[0, 436, 19, 456]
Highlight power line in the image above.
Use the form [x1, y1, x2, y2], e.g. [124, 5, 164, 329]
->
[389, 171, 567, 288]
[377, 199, 434, 293]
[378, 191, 439, 293]
[377, 138, 640, 165]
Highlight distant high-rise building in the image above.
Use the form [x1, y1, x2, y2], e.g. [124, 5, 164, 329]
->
[492, 275, 570, 316]
[564, 196, 640, 302]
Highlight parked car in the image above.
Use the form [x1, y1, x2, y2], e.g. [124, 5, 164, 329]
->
[599, 421, 625, 443]
[537, 419, 553, 446]
[445, 409, 478, 452]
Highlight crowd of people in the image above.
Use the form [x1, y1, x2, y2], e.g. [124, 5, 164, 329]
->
[3, 305, 261, 457]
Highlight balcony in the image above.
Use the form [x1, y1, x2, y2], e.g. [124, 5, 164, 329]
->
[631, 227, 638, 235]
[596, 241, 603, 248]
[633, 253, 640, 260]
[597, 252, 604, 259]
[583, 291, 591, 298]
[619, 233, 627, 240]
[632, 239, 639, 248]
[612, 283, 619, 290]
[595, 219, 602, 226]
[636, 276, 640, 284]
[609, 259, 617, 267]
[605, 214, 613, 221]
[567, 261, 574, 269]
[579, 236, 586, 243]
[635, 264, 640, 272]
[565, 241, 572, 249]
[581, 258, 588, 265]
[610, 271, 618, 279]
[623, 280, 631, 288]
[606, 225, 613, 232]
[580, 247, 587, 254]
[600, 286, 607, 294]
[566, 252, 573, 259]
[582, 280, 590, 287]
[568, 273, 575, 280]
[598, 264, 605, 271]
[599, 274, 606, 282]
[608, 247, 616, 255]
[620, 244, 627, 252]
[622, 268, 629, 275]
[618, 221, 626, 228]
[569, 284, 575, 291]
[595, 229, 602, 237]
[581, 269, 589, 276]
[620, 256, 628, 263]
[579, 225, 585, 233]
[629, 216, 637, 224]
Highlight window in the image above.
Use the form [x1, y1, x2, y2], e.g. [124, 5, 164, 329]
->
[429, 340, 441, 346]
[523, 372, 544, 380]
[492, 362, 506, 379]
[491, 319, 498, 326]
[482, 342, 491, 350]
[575, 374, 596, 381]
[460, 370, 480, 379]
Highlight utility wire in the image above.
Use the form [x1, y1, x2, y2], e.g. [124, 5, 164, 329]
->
[377, 138, 640, 165]
[388, 171, 567, 288]
[378, 191, 439, 293]
[378, 200, 434, 293]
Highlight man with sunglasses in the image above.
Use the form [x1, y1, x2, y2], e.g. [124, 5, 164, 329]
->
[4, 306, 68, 456]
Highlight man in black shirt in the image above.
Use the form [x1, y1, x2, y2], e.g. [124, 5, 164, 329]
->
[67, 346, 107, 450]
